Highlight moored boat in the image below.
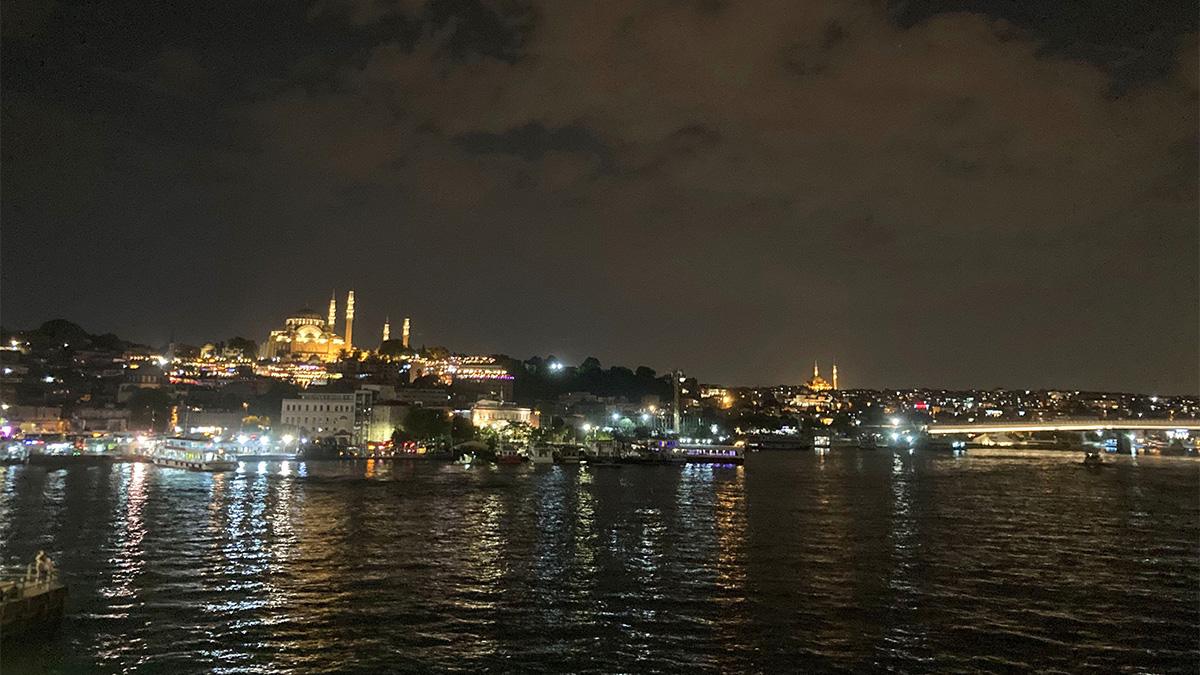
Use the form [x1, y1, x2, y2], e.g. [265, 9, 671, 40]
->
[150, 437, 238, 472]
[528, 445, 555, 464]
[496, 445, 526, 464]
[676, 444, 745, 465]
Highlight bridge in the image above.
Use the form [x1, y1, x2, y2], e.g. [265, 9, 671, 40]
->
[926, 419, 1200, 435]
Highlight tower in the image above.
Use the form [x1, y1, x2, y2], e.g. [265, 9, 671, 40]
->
[832, 363, 839, 390]
[401, 317, 410, 349]
[382, 316, 390, 343]
[344, 290, 355, 351]
[813, 361, 820, 379]
[327, 292, 337, 328]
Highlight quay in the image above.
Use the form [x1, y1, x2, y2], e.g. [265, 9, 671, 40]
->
[1, 554, 66, 642]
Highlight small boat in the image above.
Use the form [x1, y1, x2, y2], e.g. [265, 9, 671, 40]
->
[527, 446, 555, 465]
[496, 446, 526, 464]
[150, 437, 238, 472]
[1, 552, 67, 642]
[555, 445, 586, 464]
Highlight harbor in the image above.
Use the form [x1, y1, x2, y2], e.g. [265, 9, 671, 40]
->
[0, 450, 1195, 672]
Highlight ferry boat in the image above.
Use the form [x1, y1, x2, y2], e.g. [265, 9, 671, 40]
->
[151, 437, 238, 472]
[676, 443, 745, 465]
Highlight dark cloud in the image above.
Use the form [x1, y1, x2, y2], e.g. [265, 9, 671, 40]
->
[890, 0, 1198, 93]
[1, 0, 1196, 392]
[455, 122, 612, 165]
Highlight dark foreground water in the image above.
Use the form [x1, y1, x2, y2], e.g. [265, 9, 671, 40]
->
[1, 450, 1197, 673]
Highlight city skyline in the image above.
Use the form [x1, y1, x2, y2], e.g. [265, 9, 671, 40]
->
[3, 310, 1197, 397]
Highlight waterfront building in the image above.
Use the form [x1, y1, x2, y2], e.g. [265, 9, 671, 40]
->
[470, 400, 539, 429]
[280, 392, 355, 440]
[365, 400, 410, 442]
[177, 408, 246, 434]
[279, 387, 379, 444]
[4, 405, 67, 434]
[73, 407, 131, 432]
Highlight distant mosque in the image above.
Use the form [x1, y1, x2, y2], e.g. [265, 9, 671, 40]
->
[261, 291, 355, 362]
[806, 361, 838, 391]
[261, 290, 411, 362]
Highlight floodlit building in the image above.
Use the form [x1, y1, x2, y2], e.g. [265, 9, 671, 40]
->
[279, 387, 381, 444]
[470, 400, 539, 429]
[260, 293, 355, 362]
[806, 362, 834, 392]
[365, 400, 411, 442]
[280, 392, 355, 439]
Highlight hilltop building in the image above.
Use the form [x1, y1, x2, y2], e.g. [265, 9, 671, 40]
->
[261, 291, 359, 362]
[806, 362, 837, 392]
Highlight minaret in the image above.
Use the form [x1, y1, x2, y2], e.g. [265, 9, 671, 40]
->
[344, 290, 355, 351]
[832, 363, 839, 390]
[813, 360, 820, 379]
[327, 292, 337, 328]
[382, 317, 390, 343]
[401, 317, 411, 349]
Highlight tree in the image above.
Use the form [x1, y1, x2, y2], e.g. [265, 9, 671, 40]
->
[451, 415, 475, 443]
[378, 339, 411, 358]
[403, 407, 451, 441]
[226, 337, 257, 360]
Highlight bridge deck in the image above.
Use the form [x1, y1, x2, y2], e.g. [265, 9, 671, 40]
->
[926, 419, 1200, 435]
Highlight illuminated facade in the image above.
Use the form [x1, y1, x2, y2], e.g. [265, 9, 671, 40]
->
[807, 362, 834, 392]
[261, 294, 357, 362]
[470, 400, 539, 429]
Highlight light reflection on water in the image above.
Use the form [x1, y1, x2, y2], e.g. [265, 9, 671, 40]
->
[0, 452, 1196, 673]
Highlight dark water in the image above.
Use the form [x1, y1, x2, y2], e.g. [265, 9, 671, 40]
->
[1, 451, 1197, 673]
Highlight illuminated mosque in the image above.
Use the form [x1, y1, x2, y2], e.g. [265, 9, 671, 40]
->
[806, 361, 838, 391]
[260, 291, 411, 363]
[261, 291, 355, 362]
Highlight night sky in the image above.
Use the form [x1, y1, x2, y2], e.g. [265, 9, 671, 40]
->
[2, 0, 1196, 392]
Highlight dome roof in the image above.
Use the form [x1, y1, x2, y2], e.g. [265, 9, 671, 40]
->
[290, 308, 322, 320]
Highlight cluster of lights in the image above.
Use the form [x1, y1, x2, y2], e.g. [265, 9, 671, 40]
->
[253, 363, 341, 386]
